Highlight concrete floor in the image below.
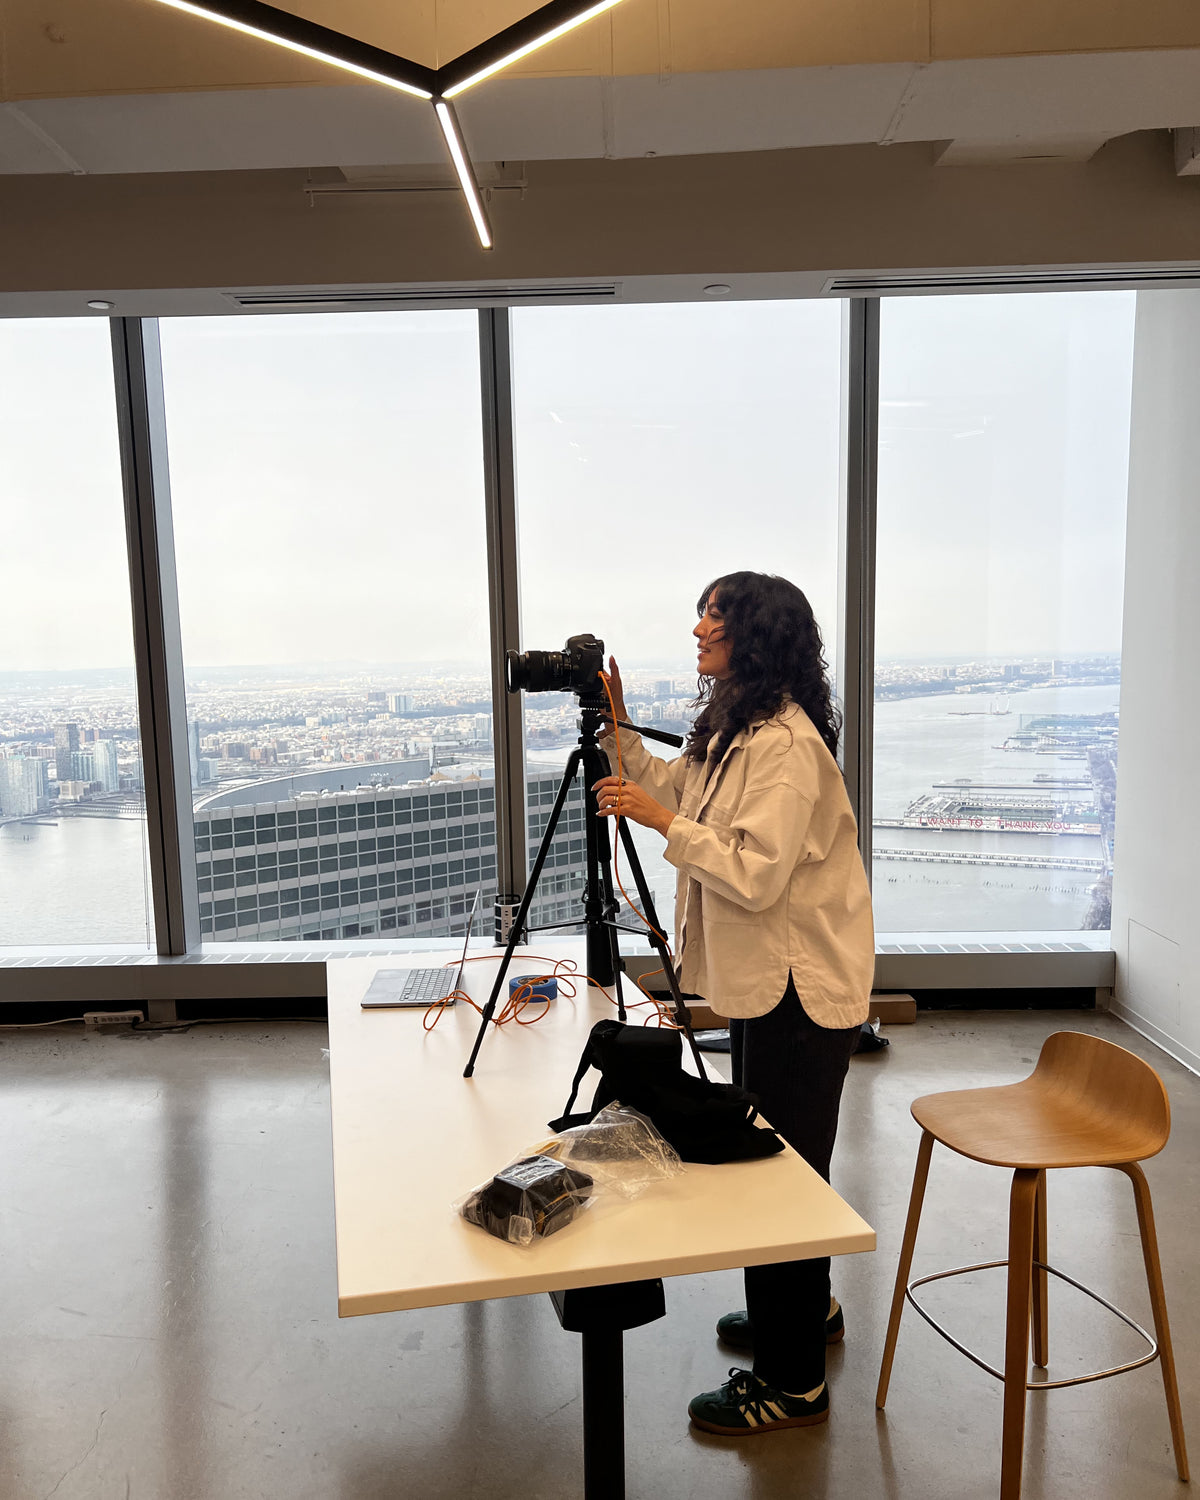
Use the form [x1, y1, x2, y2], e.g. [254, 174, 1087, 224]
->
[0, 1007, 1194, 1500]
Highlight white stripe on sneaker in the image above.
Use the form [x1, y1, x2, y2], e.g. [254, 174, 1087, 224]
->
[780, 1382, 825, 1402]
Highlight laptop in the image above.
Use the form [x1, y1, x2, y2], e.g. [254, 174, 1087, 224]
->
[360, 890, 481, 1009]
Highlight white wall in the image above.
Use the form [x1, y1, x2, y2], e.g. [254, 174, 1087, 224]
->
[1111, 289, 1200, 1074]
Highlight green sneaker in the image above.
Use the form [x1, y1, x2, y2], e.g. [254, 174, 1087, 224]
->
[716, 1297, 844, 1351]
[688, 1368, 829, 1436]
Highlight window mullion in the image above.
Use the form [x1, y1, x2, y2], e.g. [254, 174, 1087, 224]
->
[478, 308, 527, 927]
[838, 297, 879, 878]
[110, 316, 198, 960]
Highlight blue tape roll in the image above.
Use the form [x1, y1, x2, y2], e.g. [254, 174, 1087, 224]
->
[509, 974, 557, 1002]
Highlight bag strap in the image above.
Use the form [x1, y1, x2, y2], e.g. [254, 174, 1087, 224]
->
[559, 1035, 599, 1119]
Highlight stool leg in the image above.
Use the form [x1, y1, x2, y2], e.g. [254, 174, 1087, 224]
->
[1031, 1170, 1049, 1371]
[1001, 1169, 1039, 1500]
[876, 1129, 935, 1409]
[1119, 1163, 1189, 1482]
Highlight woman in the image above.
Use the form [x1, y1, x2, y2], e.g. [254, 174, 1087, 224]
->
[593, 570, 874, 1437]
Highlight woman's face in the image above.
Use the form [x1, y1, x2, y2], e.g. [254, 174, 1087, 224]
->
[694, 593, 733, 680]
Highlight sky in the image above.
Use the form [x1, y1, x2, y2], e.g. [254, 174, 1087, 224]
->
[0, 292, 1135, 675]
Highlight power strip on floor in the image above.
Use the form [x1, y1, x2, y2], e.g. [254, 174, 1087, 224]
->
[83, 1010, 145, 1027]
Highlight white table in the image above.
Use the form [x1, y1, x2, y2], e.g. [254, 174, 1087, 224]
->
[327, 942, 875, 1493]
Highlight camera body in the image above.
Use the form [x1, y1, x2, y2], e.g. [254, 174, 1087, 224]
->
[505, 634, 605, 695]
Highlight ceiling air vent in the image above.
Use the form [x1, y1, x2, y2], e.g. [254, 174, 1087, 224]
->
[823, 266, 1200, 296]
[225, 284, 620, 311]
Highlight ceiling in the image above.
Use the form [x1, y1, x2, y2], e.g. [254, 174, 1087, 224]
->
[1, 0, 1199, 177]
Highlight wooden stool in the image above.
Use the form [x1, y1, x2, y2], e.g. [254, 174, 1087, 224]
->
[876, 1030, 1189, 1499]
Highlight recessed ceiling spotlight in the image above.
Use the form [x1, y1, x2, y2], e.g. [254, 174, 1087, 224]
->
[703, 284, 732, 296]
[87, 300, 115, 311]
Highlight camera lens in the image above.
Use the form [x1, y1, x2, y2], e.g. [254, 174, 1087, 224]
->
[504, 636, 604, 695]
[506, 648, 567, 694]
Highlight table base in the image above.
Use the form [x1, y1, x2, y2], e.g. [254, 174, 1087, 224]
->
[549, 1279, 668, 1500]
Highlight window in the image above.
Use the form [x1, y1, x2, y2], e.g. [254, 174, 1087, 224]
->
[0, 320, 153, 949]
[2, 292, 1140, 980]
[873, 292, 1133, 935]
[511, 301, 843, 937]
[158, 311, 493, 943]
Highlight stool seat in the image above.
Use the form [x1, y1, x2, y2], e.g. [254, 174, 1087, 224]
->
[912, 1028, 1171, 1170]
[912, 1078, 1168, 1170]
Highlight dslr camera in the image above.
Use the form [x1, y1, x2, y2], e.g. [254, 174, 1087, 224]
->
[505, 634, 604, 696]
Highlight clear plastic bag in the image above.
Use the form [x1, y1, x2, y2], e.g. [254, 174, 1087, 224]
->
[456, 1104, 683, 1246]
[524, 1104, 684, 1199]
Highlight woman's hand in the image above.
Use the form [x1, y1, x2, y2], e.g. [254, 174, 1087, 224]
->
[592, 775, 675, 838]
[597, 655, 629, 737]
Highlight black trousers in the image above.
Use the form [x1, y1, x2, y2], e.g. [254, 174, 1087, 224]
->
[729, 976, 860, 1393]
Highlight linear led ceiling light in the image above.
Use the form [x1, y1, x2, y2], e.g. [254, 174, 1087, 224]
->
[148, 0, 632, 249]
[440, 0, 626, 97]
[434, 101, 493, 250]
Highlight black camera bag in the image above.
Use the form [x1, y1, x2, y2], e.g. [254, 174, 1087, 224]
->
[548, 1019, 785, 1165]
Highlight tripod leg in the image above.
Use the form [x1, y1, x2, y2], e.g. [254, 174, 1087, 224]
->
[615, 816, 708, 1081]
[463, 748, 584, 1078]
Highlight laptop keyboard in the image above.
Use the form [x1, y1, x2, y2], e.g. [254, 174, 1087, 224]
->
[403, 966, 457, 1002]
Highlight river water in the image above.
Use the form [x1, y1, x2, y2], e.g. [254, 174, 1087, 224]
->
[0, 814, 154, 947]
[871, 681, 1118, 934]
[0, 681, 1118, 947]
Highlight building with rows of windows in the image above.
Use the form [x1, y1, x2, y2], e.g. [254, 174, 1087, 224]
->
[194, 772, 587, 942]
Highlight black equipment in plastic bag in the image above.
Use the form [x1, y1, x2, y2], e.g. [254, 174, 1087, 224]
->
[460, 1155, 594, 1245]
[549, 1019, 785, 1165]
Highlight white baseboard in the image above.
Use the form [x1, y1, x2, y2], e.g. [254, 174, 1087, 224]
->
[1110, 1000, 1200, 1078]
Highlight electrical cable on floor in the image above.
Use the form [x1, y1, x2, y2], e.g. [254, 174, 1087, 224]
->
[0, 1017, 90, 1029]
[0, 1015, 328, 1033]
[132, 1017, 327, 1034]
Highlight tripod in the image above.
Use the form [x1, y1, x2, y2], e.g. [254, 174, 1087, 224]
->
[463, 689, 708, 1080]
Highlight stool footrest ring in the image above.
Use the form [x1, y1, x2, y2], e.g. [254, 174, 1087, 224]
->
[905, 1258, 1159, 1390]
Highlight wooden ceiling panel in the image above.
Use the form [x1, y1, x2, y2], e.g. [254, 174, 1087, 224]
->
[0, 0, 437, 97]
[666, 0, 929, 74]
[1, 0, 625, 99]
[932, 0, 1200, 60]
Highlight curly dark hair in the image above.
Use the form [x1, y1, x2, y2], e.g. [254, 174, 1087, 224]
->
[686, 571, 841, 763]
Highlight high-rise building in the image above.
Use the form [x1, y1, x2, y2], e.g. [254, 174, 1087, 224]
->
[191, 773, 587, 943]
[30, 759, 51, 802]
[387, 693, 413, 715]
[0, 758, 40, 818]
[69, 750, 95, 784]
[188, 720, 201, 786]
[54, 722, 80, 781]
[91, 739, 120, 793]
[653, 680, 673, 699]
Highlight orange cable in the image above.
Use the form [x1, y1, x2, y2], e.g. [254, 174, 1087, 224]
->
[422, 954, 583, 1033]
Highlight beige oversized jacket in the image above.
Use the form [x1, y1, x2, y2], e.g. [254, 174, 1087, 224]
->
[603, 702, 874, 1027]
